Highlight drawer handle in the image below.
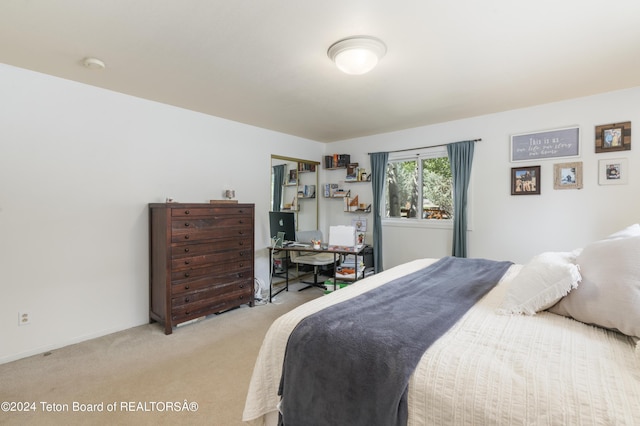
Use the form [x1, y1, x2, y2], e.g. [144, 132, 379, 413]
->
[184, 247, 190, 253]
[239, 241, 244, 246]
[239, 295, 244, 300]
[239, 262, 244, 267]
[185, 310, 190, 315]
[238, 231, 244, 235]
[184, 260, 190, 265]
[238, 273, 244, 278]
[184, 210, 190, 215]
[184, 235, 190, 240]
[184, 272, 190, 278]
[185, 285, 190, 289]
[184, 222, 190, 227]
[239, 283, 244, 288]
[239, 252, 245, 257]
[185, 297, 190, 303]
[239, 220, 244, 224]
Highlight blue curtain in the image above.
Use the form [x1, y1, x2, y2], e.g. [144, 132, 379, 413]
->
[370, 152, 389, 273]
[447, 141, 475, 257]
[272, 165, 285, 211]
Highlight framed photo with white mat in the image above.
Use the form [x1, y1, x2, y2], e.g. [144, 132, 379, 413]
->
[598, 158, 628, 185]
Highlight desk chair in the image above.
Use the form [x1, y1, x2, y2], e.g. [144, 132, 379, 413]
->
[290, 230, 335, 291]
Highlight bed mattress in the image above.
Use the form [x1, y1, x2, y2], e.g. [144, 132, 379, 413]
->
[243, 258, 640, 425]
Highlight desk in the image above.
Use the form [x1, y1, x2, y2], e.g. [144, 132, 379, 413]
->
[268, 245, 365, 302]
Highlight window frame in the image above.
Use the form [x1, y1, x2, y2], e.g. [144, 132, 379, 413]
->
[382, 146, 455, 229]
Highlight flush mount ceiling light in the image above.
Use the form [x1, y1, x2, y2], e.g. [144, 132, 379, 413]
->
[327, 35, 387, 75]
[82, 57, 106, 70]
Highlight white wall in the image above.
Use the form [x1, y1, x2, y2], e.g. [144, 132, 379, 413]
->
[324, 88, 640, 269]
[2, 62, 639, 364]
[0, 64, 323, 364]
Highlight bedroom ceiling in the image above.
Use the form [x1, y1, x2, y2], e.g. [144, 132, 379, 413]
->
[1, 1, 640, 143]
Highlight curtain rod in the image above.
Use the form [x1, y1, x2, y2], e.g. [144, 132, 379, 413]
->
[368, 138, 482, 155]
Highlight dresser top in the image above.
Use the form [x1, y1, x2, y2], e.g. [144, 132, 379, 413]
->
[149, 202, 254, 208]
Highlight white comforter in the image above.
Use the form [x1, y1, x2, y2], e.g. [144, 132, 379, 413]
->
[243, 259, 640, 425]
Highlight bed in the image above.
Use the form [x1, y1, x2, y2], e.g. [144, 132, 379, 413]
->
[243, 226, 640, 425]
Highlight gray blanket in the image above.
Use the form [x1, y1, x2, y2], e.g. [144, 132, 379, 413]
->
[278, 256, 513, 426]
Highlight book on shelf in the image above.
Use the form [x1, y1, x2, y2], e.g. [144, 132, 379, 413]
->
[337, 154, 350, 167]
[297, 163, 316, 172]
[302, 185, 316, 198]
[324, 154, 351, 169]
[335, 257, 365, 280]
[323, 183, 343, 197]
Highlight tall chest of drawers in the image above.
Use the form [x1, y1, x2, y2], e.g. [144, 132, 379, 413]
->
[149, 202, 255, 334]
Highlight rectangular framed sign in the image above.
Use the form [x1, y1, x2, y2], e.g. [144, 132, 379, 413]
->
[510, 126, 580, 162]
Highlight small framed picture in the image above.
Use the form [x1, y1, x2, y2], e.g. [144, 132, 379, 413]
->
[553, 162, 583, 190]
[598, 158, 628, 185]
[595, 121, 631, 153]
[287, 169, 297, 184]
[511, 165, 541, 195]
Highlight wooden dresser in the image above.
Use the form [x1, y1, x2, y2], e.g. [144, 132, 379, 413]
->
[149, 202, 255, 334]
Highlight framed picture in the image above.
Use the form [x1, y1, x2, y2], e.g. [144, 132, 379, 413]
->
[595, 121, 631, 153]
[511, 165, 541, 195]
[287, 169, 297, 184]
[553, 162, 583, 190]
[510, 126, 580, 162]
[598, 158, 628, 185]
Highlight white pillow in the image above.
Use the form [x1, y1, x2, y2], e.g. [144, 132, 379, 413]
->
[604, 223, 640, 240]
[497, 251, 581, 315]
[548, 235, 640, 340]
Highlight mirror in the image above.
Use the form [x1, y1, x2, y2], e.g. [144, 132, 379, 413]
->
[271, 155, 319, 234]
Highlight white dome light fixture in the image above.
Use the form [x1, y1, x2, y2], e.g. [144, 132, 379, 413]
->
[327, 35, 386, 75]
[82, 57, 106, 70]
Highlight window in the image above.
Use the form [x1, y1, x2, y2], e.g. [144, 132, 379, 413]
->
[385, 147, 453, 221]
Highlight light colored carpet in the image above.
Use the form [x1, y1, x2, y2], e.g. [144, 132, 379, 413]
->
[0, 281, 322, 426]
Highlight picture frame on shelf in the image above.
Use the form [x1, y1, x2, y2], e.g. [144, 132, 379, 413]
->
[345, 163, 359, 181]
[287, 169, 297, 185]
[352, 218, 367, 232]
[511, 165, 541, 195]
[598, 158, 628, 185]
[595, 121, 631, 153]
[553, 161, 583, 190]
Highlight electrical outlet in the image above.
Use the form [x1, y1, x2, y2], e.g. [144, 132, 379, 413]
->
[18, 311, 30, 326]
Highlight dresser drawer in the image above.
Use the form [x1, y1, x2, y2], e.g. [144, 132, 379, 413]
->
[170, 225, 252, 243]
[171, 288, 253, 323]
[172, 215, 252, 232]
[171, 206, 253, 217]
[171, 249, 253, 272]
[171, 238, 253, 258]
[171, 280, 252, 307]
[171, 266, 253, 292]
